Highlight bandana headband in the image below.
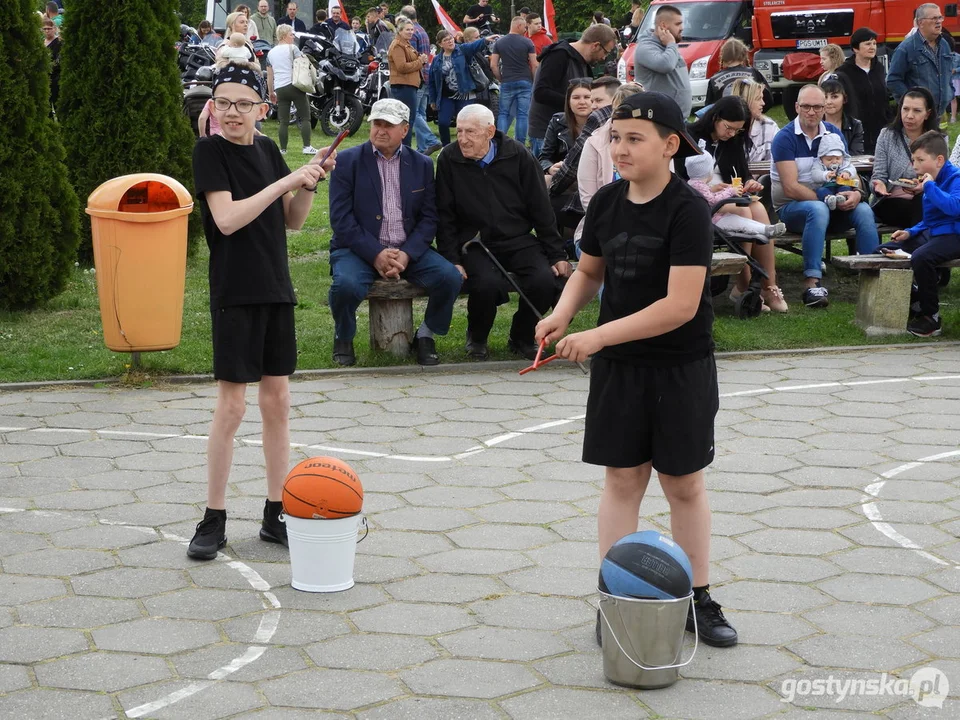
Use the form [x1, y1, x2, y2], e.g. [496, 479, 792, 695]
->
[212, 63, 267, 101]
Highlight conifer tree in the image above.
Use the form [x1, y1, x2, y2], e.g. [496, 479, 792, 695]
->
[0, 3, 81, 308]
[59, 0, 196, 260]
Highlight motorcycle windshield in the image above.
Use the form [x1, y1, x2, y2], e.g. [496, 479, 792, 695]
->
[333, 28, 360, 56]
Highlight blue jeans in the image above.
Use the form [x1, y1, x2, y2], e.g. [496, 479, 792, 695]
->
[497, 80, 532, 144]
[529, 136, 543, 157]
[328, 247, 463, 341]
[437, 95, 471, 145]
[414, 84, 440, 151]
[777, 200, 880, 279]
[390, 84, 418, 147]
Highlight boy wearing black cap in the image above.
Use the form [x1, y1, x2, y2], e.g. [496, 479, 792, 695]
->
[536, 91, 737, 647]
[188, 62, 336, 560]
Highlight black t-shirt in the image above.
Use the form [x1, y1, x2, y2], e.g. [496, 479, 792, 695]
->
[466, 4, 495, 27]
[193, 135, 296, 310]
[492, 33, 536, 82]
[578, 176, 715, 366]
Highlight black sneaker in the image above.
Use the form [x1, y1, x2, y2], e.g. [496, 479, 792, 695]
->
[802, 282, 829, 308]
[686, 588, 738, 647]
[259, 499, 288, 546]
[908, 314, 942, 337]
[187, 508, 227, 560]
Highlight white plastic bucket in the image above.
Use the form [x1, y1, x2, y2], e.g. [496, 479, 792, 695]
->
[283, 513, 367, 592]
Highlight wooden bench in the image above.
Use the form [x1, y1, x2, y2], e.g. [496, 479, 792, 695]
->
[772, 225, 900, 261]
[365, 252, 749, 356]
[831, 254, 960, 335]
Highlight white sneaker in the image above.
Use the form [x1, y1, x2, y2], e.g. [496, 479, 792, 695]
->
[279, 149, 287, 155]
[302, 146, 318, 155]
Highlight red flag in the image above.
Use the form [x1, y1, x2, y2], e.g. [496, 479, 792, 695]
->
[328, 0, 348, 23]
[543, 0, 556, 38]
[431, 0, 462, 34]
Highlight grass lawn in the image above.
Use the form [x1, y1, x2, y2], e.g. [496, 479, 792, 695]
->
[2, 111, 959, 384]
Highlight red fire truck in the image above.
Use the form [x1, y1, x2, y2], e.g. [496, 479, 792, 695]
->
[619, 0, 960, 109]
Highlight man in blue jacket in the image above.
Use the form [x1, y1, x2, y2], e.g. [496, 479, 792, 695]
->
[887, 3, 953, 117]
[328, 99, 463, 366]
[883, 130, 960, 336]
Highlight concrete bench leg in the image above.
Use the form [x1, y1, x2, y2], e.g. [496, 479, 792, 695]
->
[368, 297, 414, 356]
[855, 268, 913, 336]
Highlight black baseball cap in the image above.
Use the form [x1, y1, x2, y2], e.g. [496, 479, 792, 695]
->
[612, 92, 702, 159]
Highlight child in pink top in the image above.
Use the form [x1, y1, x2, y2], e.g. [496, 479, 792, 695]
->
[685, 152, 785, 238]
[198, 99, 222, 137]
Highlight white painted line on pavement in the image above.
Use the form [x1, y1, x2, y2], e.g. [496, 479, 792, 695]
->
[861, 449, 960, 569]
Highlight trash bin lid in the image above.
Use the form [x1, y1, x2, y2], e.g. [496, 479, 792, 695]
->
[86, 173, 193, 221]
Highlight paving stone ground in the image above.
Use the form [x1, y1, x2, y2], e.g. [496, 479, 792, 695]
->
[1, 346, 960, 718]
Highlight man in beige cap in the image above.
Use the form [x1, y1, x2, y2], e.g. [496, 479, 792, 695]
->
[327, 99, 462, 366]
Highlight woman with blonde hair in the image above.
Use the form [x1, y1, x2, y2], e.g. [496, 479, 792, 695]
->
[732, 79, 779, 163]
[388, 16, 429, 147]
[818, 43, 846, 82]
[267, 24, 317, 154]
[218, 11, 256, 62]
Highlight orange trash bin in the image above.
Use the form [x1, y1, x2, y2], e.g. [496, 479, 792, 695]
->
[86, 174, 194, 353]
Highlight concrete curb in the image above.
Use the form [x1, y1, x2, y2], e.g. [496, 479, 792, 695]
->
[4, 340, 960, 392]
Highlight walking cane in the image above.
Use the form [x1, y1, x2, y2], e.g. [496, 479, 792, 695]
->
[462, 237, 588, 375]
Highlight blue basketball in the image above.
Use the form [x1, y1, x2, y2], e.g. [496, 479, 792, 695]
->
[599, 530, 693, 600]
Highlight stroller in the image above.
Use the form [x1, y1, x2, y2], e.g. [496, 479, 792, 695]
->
[709, 195, 770, 319]
[182, 66, 215, 137]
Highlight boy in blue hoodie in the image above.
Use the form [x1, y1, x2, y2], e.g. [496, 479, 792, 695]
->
[886, 130, 960, 337]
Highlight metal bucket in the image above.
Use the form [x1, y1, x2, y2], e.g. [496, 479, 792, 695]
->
[597, 589, 698, 689]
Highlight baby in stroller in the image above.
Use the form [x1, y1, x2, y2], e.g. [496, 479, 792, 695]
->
[685, 151, 786, 239]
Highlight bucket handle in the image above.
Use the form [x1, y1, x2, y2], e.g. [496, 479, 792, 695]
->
[596, 595, 698, 672]
[357, 515, 369, 544]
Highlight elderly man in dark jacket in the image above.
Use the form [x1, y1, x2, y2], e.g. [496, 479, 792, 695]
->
[436, 104, 571, 360]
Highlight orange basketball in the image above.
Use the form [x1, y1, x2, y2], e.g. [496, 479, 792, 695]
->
[282, 456, 363, 519]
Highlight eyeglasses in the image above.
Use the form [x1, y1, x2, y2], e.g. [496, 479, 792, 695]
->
[719, 120, 744, 135]
[569, 78, 592, 87]
[921, 14, 944, 21]
[213, 97, 264, 113]
[601, 42, 617, 54]
[798, 103, 825, 113]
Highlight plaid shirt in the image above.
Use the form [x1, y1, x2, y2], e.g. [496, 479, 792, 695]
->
[411, 22, 431, 81]
[550, 105, 613, 201]
[549, 105, 613, 213]
[375, 147, 406, 248]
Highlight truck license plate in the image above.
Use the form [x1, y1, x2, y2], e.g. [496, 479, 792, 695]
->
[797, 38, 827, 49]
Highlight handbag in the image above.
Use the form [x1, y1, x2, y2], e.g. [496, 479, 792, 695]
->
[468, 56, 491, 91]
[291, 45, 317, 93]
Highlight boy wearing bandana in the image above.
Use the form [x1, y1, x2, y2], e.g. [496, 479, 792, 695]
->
[188, 62, 337, 559]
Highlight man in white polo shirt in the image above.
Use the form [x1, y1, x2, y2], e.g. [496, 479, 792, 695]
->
[771, 84, 879, 308]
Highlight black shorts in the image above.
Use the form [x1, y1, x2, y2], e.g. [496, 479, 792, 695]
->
[583, 354, 718, 476]
[211, 303, 297, 383]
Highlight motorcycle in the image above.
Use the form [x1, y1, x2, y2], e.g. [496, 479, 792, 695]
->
[357, 48, 391, 114]
[299, 28, 365, 137]
[177, 36, 217, 81]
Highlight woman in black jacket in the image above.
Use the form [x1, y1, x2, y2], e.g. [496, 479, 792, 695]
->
[538, 79, 593, 241]
[539, 79, 593, 172]
[821, 78, 865, 154]
[834, 27, 891, 154]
